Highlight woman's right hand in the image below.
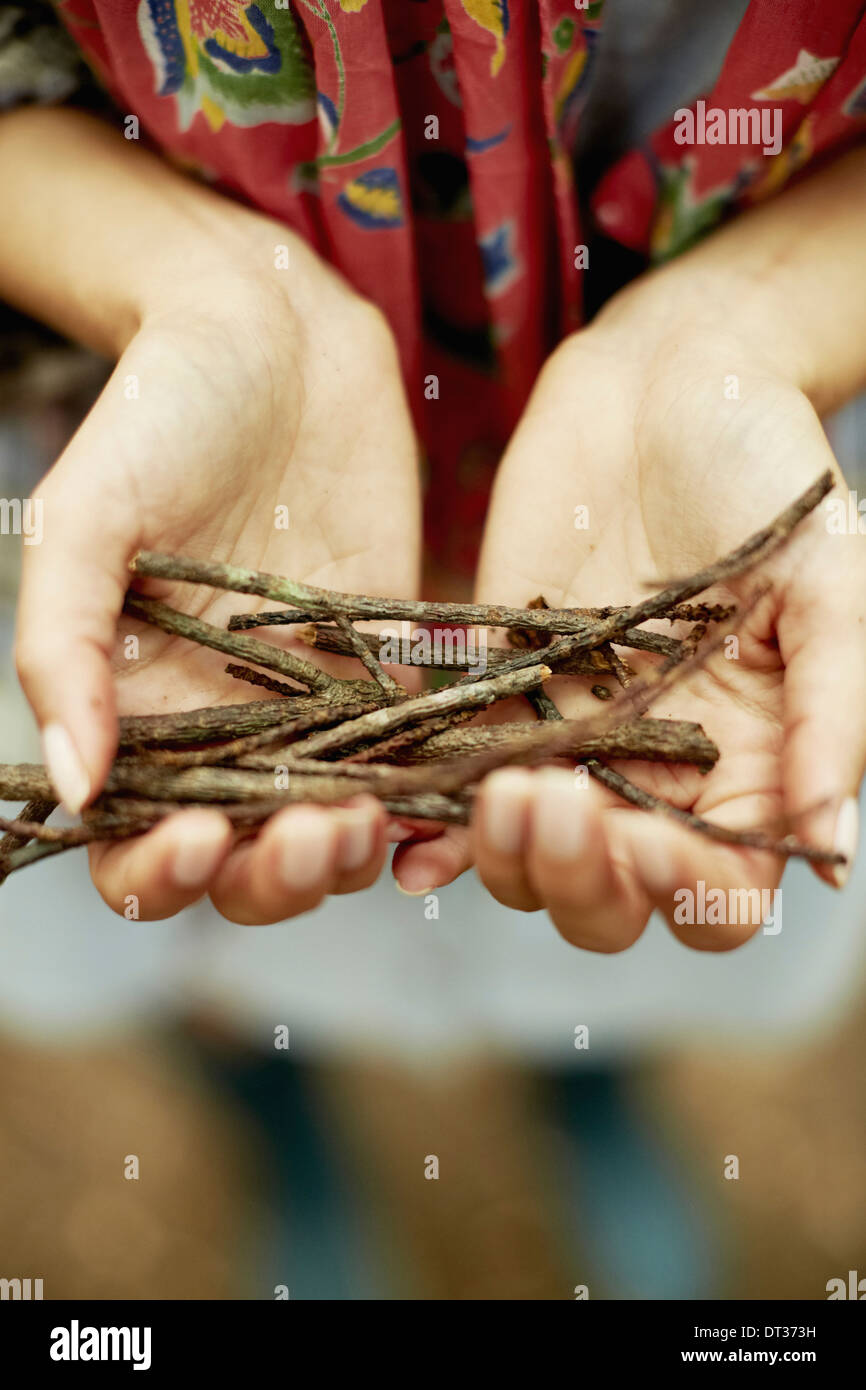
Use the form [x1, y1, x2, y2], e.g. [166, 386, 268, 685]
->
[15, 221, 422, 923]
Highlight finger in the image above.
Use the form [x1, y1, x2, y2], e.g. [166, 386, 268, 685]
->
[777, 531, 866, 889]
[471, 768, 540, 911]
[619, 810, 781, 952]
[392, 825, 472, 895]
[330, 796, 389, 895]
[209, 801, 384, 925]
[524, 768, 646, 952]
[210, 806, 339, 925]
[15, 454, 135, 812]
[88, 809, 233, 920]
[386, 817, 444, 844]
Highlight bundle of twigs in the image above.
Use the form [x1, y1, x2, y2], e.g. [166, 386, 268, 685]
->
[0, 472, 846, 884]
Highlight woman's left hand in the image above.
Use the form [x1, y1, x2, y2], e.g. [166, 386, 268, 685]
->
[394, 272, 866, 952]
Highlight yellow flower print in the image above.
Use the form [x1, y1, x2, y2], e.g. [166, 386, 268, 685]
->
[461, 0, 510, 77]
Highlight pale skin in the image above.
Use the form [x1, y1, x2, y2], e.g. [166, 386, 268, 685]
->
[0, 108, 864, 942]
[0, 109, 421, 922]
[396, 148, 866, 948]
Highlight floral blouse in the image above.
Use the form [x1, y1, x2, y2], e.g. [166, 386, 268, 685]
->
[30, 2, 866, 571]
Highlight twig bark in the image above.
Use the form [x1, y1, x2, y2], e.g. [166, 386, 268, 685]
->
[226, 598, 734, 634]
[0, 798, 56, 884]
[289, 664, 552, 760]
[123, 592, 339, 695]
[129, 702, 378, 766]
[422, 614, 742, 795]
[0, 814, 133, 845]
[333, 613, 405, 697]
[400, 717, 719, 771]
[344, 708, 480, 764]
[224, 663, 303, 697]
[207, 472, 831, 657]
[119, 692, 381, 748]
[0, 474, 840, 885]
[296, 621, 619, 675]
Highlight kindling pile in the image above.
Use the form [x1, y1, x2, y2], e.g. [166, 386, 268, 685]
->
[0, 472, 847, 884]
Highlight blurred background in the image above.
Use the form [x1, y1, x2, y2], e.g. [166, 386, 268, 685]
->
[1, 326, 865, 1300]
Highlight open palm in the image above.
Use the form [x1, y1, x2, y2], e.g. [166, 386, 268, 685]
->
[396, 318, 865, 951]
[16, 258, 421, 922]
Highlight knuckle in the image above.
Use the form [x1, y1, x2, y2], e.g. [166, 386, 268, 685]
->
[13, 634, 43, 691]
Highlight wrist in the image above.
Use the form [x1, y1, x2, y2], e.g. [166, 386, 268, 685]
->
[588, 146, 866, 416]
[134, 196, 371, 354]
[588, 259, 813, 396]
[131, 200, 291, 335]
[0, 107, 326, 360]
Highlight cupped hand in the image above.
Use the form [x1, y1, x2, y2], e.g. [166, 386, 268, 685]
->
[395, 280, 865, 951]
[16, 235, 421, 922]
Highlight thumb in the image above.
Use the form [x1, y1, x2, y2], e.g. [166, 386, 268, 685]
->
[778, 525, 866, 889]
[15, 465, 133, 812]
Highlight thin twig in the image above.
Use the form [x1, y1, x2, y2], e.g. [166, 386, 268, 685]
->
[333, 613, 405, 697]
[0, 475, 837, 886]
[0, 814, 134, 845]
[343, 708, 479, 765]
[400, 717, 719, 770]
[226, 599, 735, 634]
[422, 611, 745, 795]
[129, 702, 378, 767]
[224, 663, 302, 697]
[296, 621, 618, 675]
[123, 592, 339, 695]
[0, 798, 56, 884]
[119, 691, 381, 748]
[289, 664, 552, 760]
[586, 761, 844, 867]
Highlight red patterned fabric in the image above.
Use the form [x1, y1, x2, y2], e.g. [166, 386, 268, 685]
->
[56, 0, 866, 576]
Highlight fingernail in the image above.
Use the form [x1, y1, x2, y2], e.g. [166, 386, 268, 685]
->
[533, 770, 588, 860]
[481, 769, 531, 854]
[832, 797, 859, 889]
[172, 822, 228, 888]
[395, 877, 433, 898]
[278, 811, 332, 891]
[395, 849, 439, 895]
[337, 810, 375, 873]
[42, 722, 90, 814]
[386, 820, 415, 842]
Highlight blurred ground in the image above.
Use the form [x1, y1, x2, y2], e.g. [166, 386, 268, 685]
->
[0, 1031, 257, 1299]
[1, 1005, 864, 1298]
[645, 1002, 866, 1300]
